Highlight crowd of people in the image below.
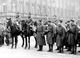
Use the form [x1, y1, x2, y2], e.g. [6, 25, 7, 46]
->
[0, 15, 80, 55]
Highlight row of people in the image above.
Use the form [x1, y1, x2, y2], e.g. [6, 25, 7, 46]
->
[36, 19, 79, 55]
[0, 16, 80, 55]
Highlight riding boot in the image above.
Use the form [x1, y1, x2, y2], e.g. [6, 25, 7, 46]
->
[50, 44, 53, 52]
[40, 45, 43, 51]
[61, 46, 64, 53]
[71, 45, 76, 55]
[70, 46, 74, 54]
[58, 47, 61, 53]
[74, 44, 77, 55]
[67, 45, 71, 51]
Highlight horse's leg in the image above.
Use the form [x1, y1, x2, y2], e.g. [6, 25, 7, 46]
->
[21, 35, 24, 47]
[11, 36, 14, 48]
[25, 36, 27, 49]
[15, 36, 18, 48]
[28, 36, 30, 49]
[6, 35, 10, 46]
[34, 37, 37, 48]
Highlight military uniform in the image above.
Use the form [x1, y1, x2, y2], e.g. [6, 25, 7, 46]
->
[64, 22, 70, 49]
[67, 23, 78, 54]
[44, 22, 55, 52]
[6, 18, 12, 29]
[36, 23, 46, 51]
[56, 24, 65, 53]
[5, 18, 12, 46]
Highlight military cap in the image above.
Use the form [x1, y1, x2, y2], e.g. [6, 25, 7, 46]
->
[59, 19, 63, 23]
[48, 20, 51, 22]
[16, 15, 19, 18]
[28, 16, 31, 19]
[39, 19, 42, 22]
[65, 20, 70, 24]
[70, 19, 74, 22]
[6, 18, 11, 20]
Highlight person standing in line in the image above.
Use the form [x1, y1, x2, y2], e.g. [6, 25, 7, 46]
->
[45, 21, 55, 52]
[67, 19, 78, 54]
[36, 20, 46, 51]
[56, 20, 65, 53]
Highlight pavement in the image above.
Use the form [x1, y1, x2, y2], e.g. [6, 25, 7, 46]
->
[0, 36, 80, 58]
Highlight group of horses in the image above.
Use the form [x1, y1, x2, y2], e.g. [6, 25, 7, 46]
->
[2, 19, 37, 49]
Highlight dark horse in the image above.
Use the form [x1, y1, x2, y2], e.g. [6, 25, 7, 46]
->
[6, 18, 21, 48]
[10, 23, 22, 48]
[21, 20, 37, 49]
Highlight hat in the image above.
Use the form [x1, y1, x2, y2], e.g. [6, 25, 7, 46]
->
[39, 19, 42, 22]
[6, 18, 11, 20]
[16, 15, 19, 18]
[70, 19, 74, 22]
[59, 19, 63, 23]
[28, 16, 31, 19]
[48, 20, 51, 23]
[65, 21, 70, 24]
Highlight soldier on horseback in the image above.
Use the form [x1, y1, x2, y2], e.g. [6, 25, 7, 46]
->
[5, 18, 12, 46]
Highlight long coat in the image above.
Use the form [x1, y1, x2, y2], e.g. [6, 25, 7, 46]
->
[36, 24, 46, 45]
[56, 24, 65, 47]
[46, 24, 55, 44]
[67, 24, 78, 46]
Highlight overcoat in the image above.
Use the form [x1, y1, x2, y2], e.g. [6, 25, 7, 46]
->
[67, 24, 78, 46]
[46, 24, 55, 44]
[56, 24, 65, 47]
[36, 24, 46, 45]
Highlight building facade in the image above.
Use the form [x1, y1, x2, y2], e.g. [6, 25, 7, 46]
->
[0, 0, 80, 20]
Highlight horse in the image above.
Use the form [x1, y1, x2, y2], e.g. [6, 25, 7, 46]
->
[10, 23, 22, 48]
[21, 20, 37, 49]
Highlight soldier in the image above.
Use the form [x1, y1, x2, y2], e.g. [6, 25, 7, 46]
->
[67, 19, 78, 54]
[64, 21, 70, 50]
[36, 20, 46, 51]
[45, 21, 55, 52]
[6, 18, 12, 29]
[56, 20, 65, 53]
